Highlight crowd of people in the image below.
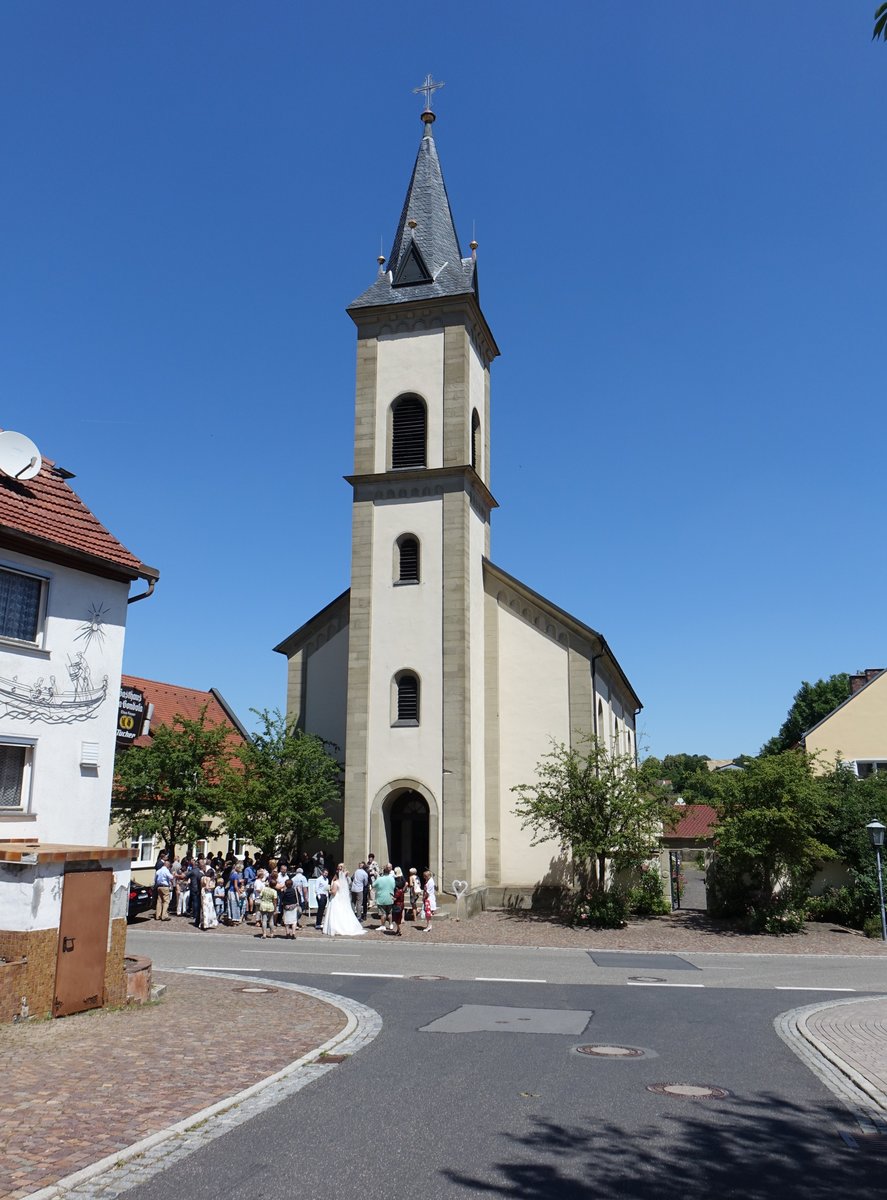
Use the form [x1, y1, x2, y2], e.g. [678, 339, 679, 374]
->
[151, 850, 438, 937]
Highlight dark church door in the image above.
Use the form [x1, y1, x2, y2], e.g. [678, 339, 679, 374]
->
[389, 790, 430, 874]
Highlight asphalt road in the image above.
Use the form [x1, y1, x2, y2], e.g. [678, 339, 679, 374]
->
[124, 927, 887, 1198]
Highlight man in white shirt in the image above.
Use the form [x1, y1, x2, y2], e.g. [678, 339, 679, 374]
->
[314, 869, 329, 930]
[293, 865, 309, 928]
[154, 857, 173, 922]
[351, 862, 369, 921]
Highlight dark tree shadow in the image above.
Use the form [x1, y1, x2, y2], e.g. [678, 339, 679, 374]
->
[444, 1093, 886, 1198]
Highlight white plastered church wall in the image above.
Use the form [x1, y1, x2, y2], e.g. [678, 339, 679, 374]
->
[304, 625, 349, 758]
[469, 499, 487, 884]
[496, 602, 571, 884]
[374, 328, 445, 473]
[365, 494, 444, 832]
[0, 548, 128, 846]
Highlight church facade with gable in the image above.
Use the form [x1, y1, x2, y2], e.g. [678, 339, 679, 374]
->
[275, 105, 641, 903]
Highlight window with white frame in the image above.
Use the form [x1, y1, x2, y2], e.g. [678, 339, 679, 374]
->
[0, 566, 46, 644]
[0, 742, 33, 811]
[854, 761, 887, 779]
[130, 832, 157, 866]
[227, 834, 246, 859]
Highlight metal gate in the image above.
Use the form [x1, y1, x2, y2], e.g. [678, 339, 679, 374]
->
[53, 868, 113, 1018]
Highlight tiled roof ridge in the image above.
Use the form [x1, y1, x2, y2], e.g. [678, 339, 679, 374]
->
[0, 451, 153, 578]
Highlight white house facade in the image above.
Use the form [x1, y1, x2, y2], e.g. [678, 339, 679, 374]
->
[0, 439, 157, 1020]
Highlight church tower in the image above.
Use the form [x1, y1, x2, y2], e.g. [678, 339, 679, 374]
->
[276, 92, 642, 906]
[342, 101, 499, 889]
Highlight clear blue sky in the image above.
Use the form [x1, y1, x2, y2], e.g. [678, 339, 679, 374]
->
[3, 2, 884, 759]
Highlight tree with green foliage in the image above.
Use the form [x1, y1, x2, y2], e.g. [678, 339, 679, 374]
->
[641, 752, 716, 803]
[513, 737, 671, 896]
[223, 709, 341, 860]
[707, 751, 832, 922]
[112, 708, 234, 857]
[760, 674, 850, 756]
[875, 4, 887, 42]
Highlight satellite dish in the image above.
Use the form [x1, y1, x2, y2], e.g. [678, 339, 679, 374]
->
[0, 431, 42, 482]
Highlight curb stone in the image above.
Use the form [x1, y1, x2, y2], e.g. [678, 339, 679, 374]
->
[774, 995, 887, 1136]
[20, 972, 382, 1200]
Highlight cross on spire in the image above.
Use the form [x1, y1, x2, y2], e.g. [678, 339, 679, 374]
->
[413, 73, 445, 112]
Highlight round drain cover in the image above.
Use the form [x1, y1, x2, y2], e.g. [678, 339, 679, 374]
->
[411, 974, 446, 981]
[235, 985, 277, 994]
[647, 1083, 730, 1100]
[628, 976, 666, 983]
[576, 1044, 644, 1058]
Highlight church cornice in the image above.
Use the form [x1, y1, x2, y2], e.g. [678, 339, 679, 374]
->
[273, 588, 350, 658]
[346, 294, 499, 368]
[345, 465, 498, 513]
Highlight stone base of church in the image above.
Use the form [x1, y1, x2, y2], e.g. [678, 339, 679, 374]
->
[474, 884, 566, 913]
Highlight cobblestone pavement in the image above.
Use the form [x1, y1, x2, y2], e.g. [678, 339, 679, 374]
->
[776, 995, 887, 1142]
[0, 971, 348, 1200]
[134, 907, 887, 955]
[804, 998, 887, 1112]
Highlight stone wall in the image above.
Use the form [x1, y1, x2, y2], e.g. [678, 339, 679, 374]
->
[0, 927, 58, 1019]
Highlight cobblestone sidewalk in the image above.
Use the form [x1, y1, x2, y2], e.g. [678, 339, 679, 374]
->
[0, 971, 349, 1200]
[135, 907, 887, 955]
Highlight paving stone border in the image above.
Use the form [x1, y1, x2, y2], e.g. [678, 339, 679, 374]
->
[23, 973, 382, 1200]
[774, 995, 887, 1137]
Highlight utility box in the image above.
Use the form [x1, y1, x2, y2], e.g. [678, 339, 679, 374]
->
[0, 841, 132, 1021]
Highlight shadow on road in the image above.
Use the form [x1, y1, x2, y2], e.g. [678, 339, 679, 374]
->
[444, 1093, 886, 1198]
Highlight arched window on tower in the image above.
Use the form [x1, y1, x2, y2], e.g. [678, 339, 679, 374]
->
[394, 672, 420, 725]
[471, 409, 481, 473]
[391, 395, 426, 469]
[396, 535, 420, 583]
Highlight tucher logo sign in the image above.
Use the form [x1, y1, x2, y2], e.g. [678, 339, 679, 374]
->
[117, 686, 148, 748]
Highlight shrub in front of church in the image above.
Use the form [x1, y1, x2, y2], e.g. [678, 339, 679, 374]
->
[625, 867, 671, 917]
[567, 888, 629, 929]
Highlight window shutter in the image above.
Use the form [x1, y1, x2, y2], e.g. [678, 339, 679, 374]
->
[399, 538, 419, 582]
[397, 674, 419, 722]
[0, 745, 25, 808]
[392, 397, 426, 469]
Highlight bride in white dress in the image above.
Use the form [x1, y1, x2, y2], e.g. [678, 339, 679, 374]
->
[322, 865, 366, 937]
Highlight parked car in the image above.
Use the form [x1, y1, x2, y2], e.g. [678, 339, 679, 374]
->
[127, 881, 154, 921]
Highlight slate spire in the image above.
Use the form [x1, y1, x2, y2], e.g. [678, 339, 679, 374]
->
[349, 110, 479, 310]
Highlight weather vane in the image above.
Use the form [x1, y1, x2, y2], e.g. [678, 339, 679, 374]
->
[413, 73, 445, 111]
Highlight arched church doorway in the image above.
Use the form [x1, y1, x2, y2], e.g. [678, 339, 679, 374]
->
[388, 789, 430, 874]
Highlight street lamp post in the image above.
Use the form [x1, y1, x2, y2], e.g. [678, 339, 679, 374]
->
[865, 820, 887, 943]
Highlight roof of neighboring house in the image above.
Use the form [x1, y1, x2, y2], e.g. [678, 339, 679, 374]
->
[802, 669, 887, 741]
[0, 450, 157, 584]
[121, 675, 249, 748]
[665, 804, 718, 840]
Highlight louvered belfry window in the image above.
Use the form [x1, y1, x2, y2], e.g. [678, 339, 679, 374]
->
[397, 673, 420, 723]
[471, 409, 481, 472]
[392, 396, 426, 469]
[399, 536, 419, 582]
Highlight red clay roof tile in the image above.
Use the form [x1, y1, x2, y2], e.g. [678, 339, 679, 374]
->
[666, 804, 718, 840]
[121, 675, 247, 748]
[0, 451, 151, 578]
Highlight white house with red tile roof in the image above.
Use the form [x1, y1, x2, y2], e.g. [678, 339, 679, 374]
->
[0, 435, 157, 1020]
[0, 442, 157, 847]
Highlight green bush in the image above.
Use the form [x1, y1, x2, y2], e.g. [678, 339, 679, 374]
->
[743, 905, 806, 935]
[566, 889, 628, 929]
[863, 914, 886, 940]
[805, 874, 880, 930]
[626, 868, 671, 916]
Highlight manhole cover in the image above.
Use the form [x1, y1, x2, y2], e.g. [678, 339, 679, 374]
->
[647, 1083, 731, 1100]
[575, 1044, 645, 1058]
[628, 976, 666, 984]
[235, 986, 277, 994]
[411, 974, 447, 981]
